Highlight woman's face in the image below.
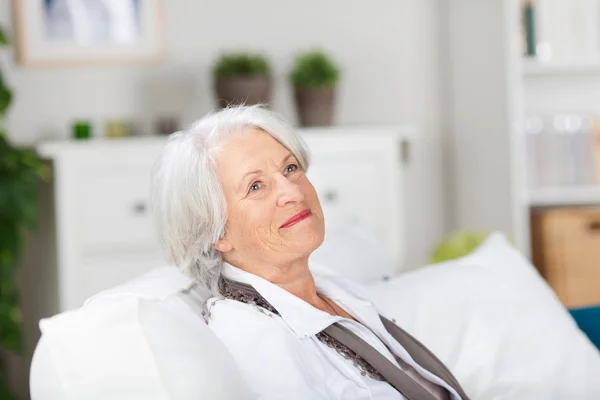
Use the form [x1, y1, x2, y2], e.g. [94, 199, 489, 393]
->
[213, 128, 325, 270]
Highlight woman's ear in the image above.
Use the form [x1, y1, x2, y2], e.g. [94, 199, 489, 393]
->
[214, 237, 233, 253]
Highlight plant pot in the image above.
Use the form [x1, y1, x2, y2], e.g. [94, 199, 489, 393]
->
[215, 75, 271, 108]
[294, 86, 336, 127]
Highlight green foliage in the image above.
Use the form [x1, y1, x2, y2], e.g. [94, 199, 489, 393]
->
[0, 22, 47, 398]
[289, 50, 340, 88]
[0, 133, 47, 355]
[0, 26, 8, 46]
[212, 53, 271, 78]
[0, 378, 17, 400]
[0, 73, 13, 117]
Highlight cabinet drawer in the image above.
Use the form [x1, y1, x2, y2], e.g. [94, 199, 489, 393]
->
[75, 165, 157, 252]
[531, 208, 600, 308]
[307, 150, 390, 239]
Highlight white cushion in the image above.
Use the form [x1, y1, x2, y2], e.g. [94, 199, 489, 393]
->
[311, 216, 396, 283]
[366, 233, 600, 399]
[30, 267, 254, 400]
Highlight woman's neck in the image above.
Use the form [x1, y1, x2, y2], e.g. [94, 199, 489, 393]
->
[271, 262, 320, 305]
[226, 255, 322, 307]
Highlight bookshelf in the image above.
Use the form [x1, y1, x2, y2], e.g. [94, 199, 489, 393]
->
[523, 59, 600, 76]
[444, 0, 600, 257]
[528, 187, 600, 207]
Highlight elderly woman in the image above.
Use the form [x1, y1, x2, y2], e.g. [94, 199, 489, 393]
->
[150, 105, 469, 400]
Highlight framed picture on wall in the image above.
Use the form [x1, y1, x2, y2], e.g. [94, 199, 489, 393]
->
[14, 0, 164, 66]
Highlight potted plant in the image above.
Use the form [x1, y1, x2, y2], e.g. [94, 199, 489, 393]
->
[289, 50, 341, 127]
[0, 26, 47, 400]
[212, 52, 272, 108]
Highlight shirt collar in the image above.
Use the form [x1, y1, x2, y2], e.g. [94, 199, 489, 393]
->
[222, 262, 356, 338]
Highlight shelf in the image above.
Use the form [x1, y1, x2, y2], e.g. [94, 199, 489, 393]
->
[522, 59, 600, 76]
[528, 186, 600, 207]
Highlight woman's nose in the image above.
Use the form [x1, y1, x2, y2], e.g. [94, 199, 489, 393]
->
[274, 173, 304, 207]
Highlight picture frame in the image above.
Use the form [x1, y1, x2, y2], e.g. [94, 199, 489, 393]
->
[13, 0, 164, 66]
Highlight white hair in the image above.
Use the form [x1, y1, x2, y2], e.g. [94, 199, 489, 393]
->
[150, 105, 311, 295]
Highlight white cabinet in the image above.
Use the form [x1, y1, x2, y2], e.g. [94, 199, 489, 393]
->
[30, 127, 412, 313]
[36, 138, 167, 312]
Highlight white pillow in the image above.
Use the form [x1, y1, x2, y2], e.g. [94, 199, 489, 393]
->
[310, 216, 396, 283]
[30, 267, 254, 400]
[366, 233, 600, 399]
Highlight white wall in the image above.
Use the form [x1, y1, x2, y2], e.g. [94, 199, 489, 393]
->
[442, 0, 526, 247]
[1, 1, 445, 396]
[1, 0, 446, 266]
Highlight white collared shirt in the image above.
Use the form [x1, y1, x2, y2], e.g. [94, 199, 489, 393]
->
[206, 263, 462, 400]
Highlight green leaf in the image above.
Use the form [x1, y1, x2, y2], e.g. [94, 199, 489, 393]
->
[0, 300, 26, 354]
[0, 378, 17, 400]
[289, 50, 341, 88]
[0, 83, 13, 117]
[0, 249, 13, 270]
[0, 180, 35, 225]
[0, 280, 26, 354]
[213, 53, 271, 77]
[0, 146, 46, 229]
[0, 26, 8, 46]
[0, 222, 21, 265]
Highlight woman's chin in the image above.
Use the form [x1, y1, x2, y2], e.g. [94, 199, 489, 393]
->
[277, 215, 324, 251]
[299, 231, 326, 254]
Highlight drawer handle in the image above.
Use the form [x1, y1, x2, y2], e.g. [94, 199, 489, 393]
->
[588, 221, 600, 231]
[132, 202, 147, 215]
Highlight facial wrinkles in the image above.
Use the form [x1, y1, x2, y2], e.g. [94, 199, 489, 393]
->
[216, 128, 325, 264]
[230, 163, 292, 253]
[257, 172, 297, 251]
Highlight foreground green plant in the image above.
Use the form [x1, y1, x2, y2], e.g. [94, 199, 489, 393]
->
[0, 24, 48, 400]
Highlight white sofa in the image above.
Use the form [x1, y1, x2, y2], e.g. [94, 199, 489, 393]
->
[30, 234, 600, 399]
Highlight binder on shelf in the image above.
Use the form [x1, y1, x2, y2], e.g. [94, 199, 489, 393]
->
[522, 0, 536, 57]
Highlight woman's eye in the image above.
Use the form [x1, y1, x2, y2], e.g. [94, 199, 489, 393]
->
[249, 182, 262, 192]
[284, 164, 298, 174]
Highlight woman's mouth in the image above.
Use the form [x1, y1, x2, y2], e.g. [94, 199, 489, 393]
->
[280, 209, 312, 228]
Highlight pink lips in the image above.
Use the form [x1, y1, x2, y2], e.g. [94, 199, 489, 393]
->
[280, 209, 312, 228]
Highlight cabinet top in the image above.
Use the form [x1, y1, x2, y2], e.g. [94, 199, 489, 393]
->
[37, 125, 415, 159]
